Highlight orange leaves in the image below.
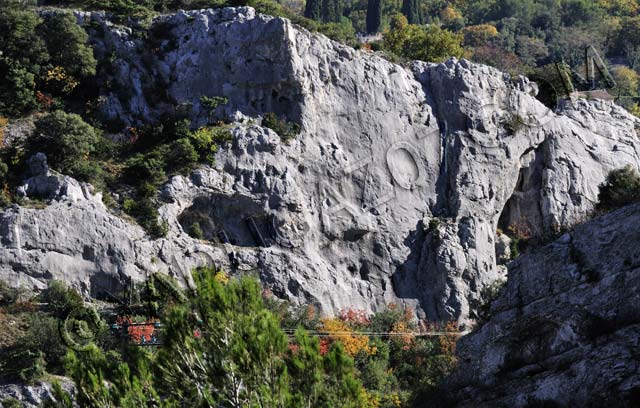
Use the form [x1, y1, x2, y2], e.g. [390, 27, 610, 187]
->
[437, 321, 459, 357]
[507, 220, 532, 240]
[339, 308, 370, 327]
[127, 127, 141, 144]
[287, 342, 299, 354]
[305, 304, 317, 321]
[320, 309, 377, 357]
[35, 91, 55, 111]
[319, 338, 330, 355]
[321, 317, 375, 357]
[115, 316, 159, 344]
[390, 321, 414, 350]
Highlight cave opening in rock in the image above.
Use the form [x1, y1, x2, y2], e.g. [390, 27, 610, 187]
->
[497, 147, 545, 238]
[178, 194, 274, 247]
[496, 149, 546, 263]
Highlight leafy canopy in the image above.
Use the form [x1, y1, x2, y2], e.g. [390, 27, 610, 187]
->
[383, 14, 465, 62]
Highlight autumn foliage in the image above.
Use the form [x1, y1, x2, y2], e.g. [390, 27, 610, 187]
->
[115, 316, 159, 344]
[321, 316, 377, 357]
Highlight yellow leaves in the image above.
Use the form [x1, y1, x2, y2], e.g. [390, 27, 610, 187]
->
[0, 117, 8, 147]
[439, 6, 462, 23]
[390, 321, 414, 350]
[462, 24, 499, 47]
[386, 392, 403, 407]
[214, 270, 230, 285]
[46, 66, 68, 82]
[597, 0, 639, 15]
[361, 388, 380, 408]
[612, 66, 640, 96]
[361, 389, 403, 408]
[438, 321, 460, 357]
[45, 66, 79, 94]
[628, 102, 640, 117]
[320, 318, 376, 357]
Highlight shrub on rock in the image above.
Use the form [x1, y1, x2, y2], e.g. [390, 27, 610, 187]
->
[597, 165, 640, 210]
[31, 110, 101, 180]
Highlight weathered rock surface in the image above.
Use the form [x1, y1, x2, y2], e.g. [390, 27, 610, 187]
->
[0, 378, 74, 408]
[443, 203, 640, 407]
[0, 8, 639, 323]
[17, 153, 96, 203]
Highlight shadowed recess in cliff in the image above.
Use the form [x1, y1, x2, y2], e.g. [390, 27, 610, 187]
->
[178, 193, 275, 247]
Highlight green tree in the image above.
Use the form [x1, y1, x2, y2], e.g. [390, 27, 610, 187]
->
[319, 343, 366, 407]
[305, 0, 344, 23]
[20, 314, 68, 374]
[38, 280, 85, 318]
[597, 165, 640, 210]
[305, 0, 323, 21]
[383, 14, 465, 62]
[0, 8, 48, 115]
[31, 110, 102, 180]
[62, 346, 162, 408]
[0, 8, 48, 71]
[156, 269, 292, 407]
[612, 65, 639, 97]
[288, 329, 325, 407]
[324, 0, 345, 23]
[0, 61, 38, 116]
[401, 0, 422, 24]
[38, 12, 97, 79]
[288, 329, 365, 407]
[167, 138, 199, 172]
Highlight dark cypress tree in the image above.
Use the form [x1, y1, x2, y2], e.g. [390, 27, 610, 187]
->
[366, 0, 382, 33]
[304, 0, 322, 21]
[320, 0, 344, 23]
[321, 0, 332, 22]
[401, 0, 422, 24]
[332, 0, 345, 23]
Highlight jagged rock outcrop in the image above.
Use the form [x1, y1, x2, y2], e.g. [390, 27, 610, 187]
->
[0, 378, 74, 408]
[16, 153, 96, 203]
[1, 7, 639, 323]
[443, 203, 640, 407]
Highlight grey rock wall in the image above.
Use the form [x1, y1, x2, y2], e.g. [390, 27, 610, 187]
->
[443, 204, 640, 407]
[1, 8, 639, 324]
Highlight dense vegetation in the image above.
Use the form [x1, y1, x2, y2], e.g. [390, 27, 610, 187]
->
[0, 271, 458, 407]
[597, 165, 640, 210]
[0, 3, 312, 237]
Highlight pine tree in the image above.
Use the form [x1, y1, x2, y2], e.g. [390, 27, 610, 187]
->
[288, 328, 365, 408]
[156, 268, 292, 407]
[401, 0, 422, 24]
[59, 345, 161, 407]
[366, 0, 382, 34]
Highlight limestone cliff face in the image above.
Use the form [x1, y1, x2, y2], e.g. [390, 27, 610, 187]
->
[1, 7, 639, 324]
[444, 204, 640, 407]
